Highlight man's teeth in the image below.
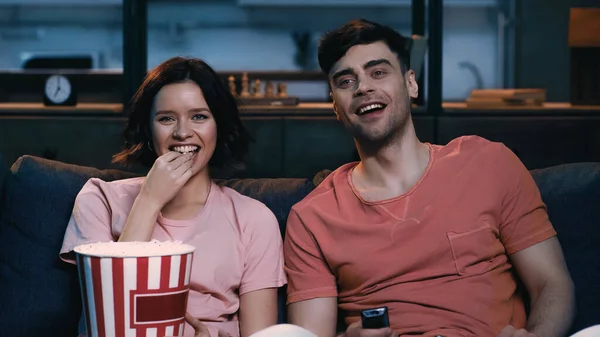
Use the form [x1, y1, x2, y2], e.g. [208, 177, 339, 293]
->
[359, 103, 384, 114]
[172, 145, 198, 153]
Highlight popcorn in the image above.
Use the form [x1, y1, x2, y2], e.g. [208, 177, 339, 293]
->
[74, 240, 195, 257]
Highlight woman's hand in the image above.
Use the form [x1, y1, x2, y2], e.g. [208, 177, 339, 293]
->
[118, 151, 194, 242]
[140, 151, 194, 209]
[184, 313, 231, 337]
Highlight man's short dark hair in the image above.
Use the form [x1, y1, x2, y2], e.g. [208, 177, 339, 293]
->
[318, 19, 411, 76]
[112, 56, 251, 173]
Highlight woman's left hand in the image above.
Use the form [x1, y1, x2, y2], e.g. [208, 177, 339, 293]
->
[183, 312, 232, 337]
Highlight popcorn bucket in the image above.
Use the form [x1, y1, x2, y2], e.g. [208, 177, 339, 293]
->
[74, 241, 195, 337]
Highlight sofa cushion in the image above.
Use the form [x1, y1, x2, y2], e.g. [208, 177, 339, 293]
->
[0, 155, 314, 336]
[530, 162, 600, 334]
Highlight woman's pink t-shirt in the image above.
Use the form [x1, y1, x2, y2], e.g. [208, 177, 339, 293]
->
[60, 177, 287, 337]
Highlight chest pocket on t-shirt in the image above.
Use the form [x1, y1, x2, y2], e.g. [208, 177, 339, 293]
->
[446, 224, 504, 276]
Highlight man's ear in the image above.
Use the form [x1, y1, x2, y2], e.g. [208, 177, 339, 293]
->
[405, 69, 419, 99]
[331, 93, 341, 121]
[333, 103, 341, 121]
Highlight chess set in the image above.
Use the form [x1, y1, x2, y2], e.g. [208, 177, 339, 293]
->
[228, 72, 300, 106]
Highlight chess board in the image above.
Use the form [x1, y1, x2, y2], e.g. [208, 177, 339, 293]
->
[228, 73, 300, 106]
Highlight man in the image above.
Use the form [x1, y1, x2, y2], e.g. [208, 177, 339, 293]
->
[283, 19, 575, 337]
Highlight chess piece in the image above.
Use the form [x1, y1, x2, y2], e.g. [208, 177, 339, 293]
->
[265, 81, 275, 98]
[240, 72, 250, 97]
[277, 82, 288, 98]
[228, 75, 237, 97]
[252, 79, 263, 98]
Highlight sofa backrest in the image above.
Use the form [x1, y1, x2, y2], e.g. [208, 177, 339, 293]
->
[1, 154, 599, 336]
[0, 156, 142, 336]
[0, 154, 7, 210]
[0, 155, 313, 337]
[530, 162, 600, 334]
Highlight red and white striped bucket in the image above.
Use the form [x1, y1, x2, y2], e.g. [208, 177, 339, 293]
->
[74, 241, 196, 337]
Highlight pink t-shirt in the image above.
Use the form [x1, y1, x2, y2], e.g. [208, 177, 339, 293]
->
[60, 177, 287, 337]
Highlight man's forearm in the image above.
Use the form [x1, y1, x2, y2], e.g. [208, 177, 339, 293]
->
[527, 280, 576, 337]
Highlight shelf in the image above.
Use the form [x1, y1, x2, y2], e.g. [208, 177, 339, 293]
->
[1, 102, 599, 117]
[0, 0, 498, 7]
[442, 102, 600, 116]
[0, 102, 432, 117]
[0, 0, 121, 5]
[0, 103, 122, 116]
[237, 0, 498, 7]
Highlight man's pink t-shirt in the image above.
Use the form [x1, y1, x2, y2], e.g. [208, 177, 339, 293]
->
[60, 177, 287, 337]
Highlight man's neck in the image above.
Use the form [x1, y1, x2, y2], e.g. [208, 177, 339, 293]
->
[353, 127, 430, 201]
[161, 169, 212, 219]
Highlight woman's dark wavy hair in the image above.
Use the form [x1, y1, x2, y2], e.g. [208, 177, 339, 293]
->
[112, 57, 251, 172]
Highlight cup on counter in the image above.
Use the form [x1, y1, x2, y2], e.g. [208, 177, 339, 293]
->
[74, 240, 196, 337]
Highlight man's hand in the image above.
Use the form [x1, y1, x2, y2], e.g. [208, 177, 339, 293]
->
[498, 325, 538, 337]
[183, 312, 231, 337]
[342, 321, 398, 337]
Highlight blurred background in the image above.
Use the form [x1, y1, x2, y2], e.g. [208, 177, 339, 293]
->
[0, 0, 598, 178]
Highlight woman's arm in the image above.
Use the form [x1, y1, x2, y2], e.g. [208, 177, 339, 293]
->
[117, 191, 162, 242]
[60, 180, 115, 263]
[237, 202, 287, 336]
[118, 151, 193, 242]
[239, 288, 279, 337]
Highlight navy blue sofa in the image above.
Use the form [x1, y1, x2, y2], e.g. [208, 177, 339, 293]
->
[0, 154, 599, 337]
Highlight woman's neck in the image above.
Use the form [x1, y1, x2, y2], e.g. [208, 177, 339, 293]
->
[160, 169, 212, 220]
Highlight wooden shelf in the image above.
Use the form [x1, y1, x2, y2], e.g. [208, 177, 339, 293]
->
[0, 103, 122, 115]
[442, 102, 600, 117]
[444, 102, 600, 111]
[0, 102, 598, 117]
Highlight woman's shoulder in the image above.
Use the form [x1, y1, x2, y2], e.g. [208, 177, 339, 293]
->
[77, 176, 145, 201]
[217, 184, 272, 212]
[215, 184, 278, 227]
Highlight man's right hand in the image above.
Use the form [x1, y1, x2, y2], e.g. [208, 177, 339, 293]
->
[140, 151, 194, 208]
[342, 321, 398, 337]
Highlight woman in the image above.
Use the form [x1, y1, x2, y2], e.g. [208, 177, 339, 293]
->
[60, 57, 286, 337]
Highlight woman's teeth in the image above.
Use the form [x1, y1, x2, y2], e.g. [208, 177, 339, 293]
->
[172, 145, 199, 154]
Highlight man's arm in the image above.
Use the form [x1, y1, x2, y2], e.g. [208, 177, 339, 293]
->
[494, 144, 575, 337]
[507, 237, 575, 337]
[288, 297, 339, 337]
[289, 298, 397, 337]
[284, 206, 340, 336]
